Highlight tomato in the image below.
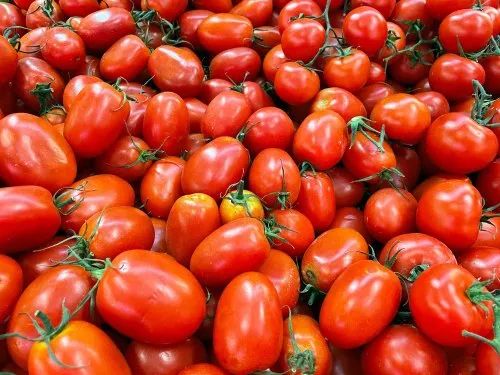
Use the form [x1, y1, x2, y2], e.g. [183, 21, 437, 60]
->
[184, 98, 207, 134]
[183, 133, 210, 159]
[219, 185, 264, 223]
[324, 49, 370, 93]
[39, 27, 84, 72]
[423, 113, 498, 174]
[356, 83, 396, 115]
[149, 218, 166, 253]
[25, 0, 63, 29]
[319, 260, 402, 348]
[182, 137, 250, 201]
[458, 246, 500, 291]
[213, 272, 283, 374]
[388, 44, 435, 85]
[274, 62, 320, 105]
[475, 342, 500, 375]
[253, 26, 281, 55]
[0, 113, 77, 192]
[190, 218, 270, 287]
[58, 0, 100, 17]
[263, 44, 289, 82]
[482, 56, 500, 96]
[381, 144, 420, 190]
[230, 0, 273, 27]
[249, 148, 301, 208]
[63, 75, 102, 110]
[367, 61, 386, 84]
[259, 249, 300, 315]
[17, 27, 46, 60]
[201, 90, 252, 138]
[0, 255, 22, 322]
[7, 265, 92, 369]
[28, 321, 131, 375]
[193, 0, 232, 13]
[328, 168, 364, 208]
[77, 8, 136, 52]
[429, 54, 486, 101]
[277, 314, 332, 375]
[239, 81, 275, 111]
[70, 55, 101, 77]
[100, 35, 150, 81]
[370, 93, 431, 145]
[343, 6, 387, 57]
[197, 13, 253, 54]
[179, 10, 214, 50]
[242, 106, 295, 156]
[178, 363, 227, 375]
[409, 264, 494, 347]
[361, 325, 448, 375]
[166, 193, 220, 266]
[148, 45, 204, 97]
[126, 338, 207, 375]
[380, 233, 456, 277]
[65, 82, 130, 158]
[97, 250, 206, 344]
[476, 159, 500, 209]
[281, 18, 325, 62]
[210, 47, 261, 82]
[475, 217, 500, 249]
[351, 0, 396, 18]
[0, 186, 61, 255]
[414, 91, 450, 121]
[141, 0, 187, 20]
[330, 207, 373, 243]
[425, 0, 475, 21]
[293, 110, 347, 170]
[277, 0, 323, 33]
[13, 57, 64, 113]
[0, 36, 17, 86]
[267, 208, 315, 257]
[0, 3, 25, 34]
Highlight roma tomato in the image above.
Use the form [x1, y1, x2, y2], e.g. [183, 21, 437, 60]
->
[0, 186, 61, 255]
[179, 10, 214, 49]
[323, 49, 370, 93]
[274, 62, 320, 105]
[181, 137, 250, 201]
[25, 0, 63, 29]
[100, 35, 150, 81]
[210, 47, 261, 83]
[0, 255, 23, 322]
[230, 0, 273, 27]
[328, 167, 365, 207]
[166, 193, 221, 267]
[458, 246, 500, 291]
[311, 87, 367, 122]
[197, 13, 253, 54]
[330, 207, 373, 243]
[62, 75, 102, 110]
[475, 158, 500, 209]
[409, 264, 494, 347]
[41, 27, 86, 71]
[343, 6, 387, 57]
[319, 260, 402, 348]
[414, 91, 450, 121]
[213, 272, 283, 374]
[0, 36, 17, 86]
[141, 0, 187, 21]
[190, 218, 270, 288]
[97, 250, 206, 345]
[301, 228, 369, 292]
[0, 113, 77, 192]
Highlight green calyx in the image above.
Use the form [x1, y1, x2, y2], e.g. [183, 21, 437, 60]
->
[347, 116, 386, 152]
[31, 82, 56, 116]
[53, 182, 89, 215]
[286, 311, 316, 375]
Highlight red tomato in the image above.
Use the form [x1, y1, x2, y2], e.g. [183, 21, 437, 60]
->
[277, 0, 323, 33]
[343, 6, 387, 57]
[0, 3, 25, 34]
[324, 49, 370, 93]
[330, 207, 373, 243]
[166, 193, 220, 266]
[351, 0, 396, 18]
[41, 27, 86, 71]
[476, 159, 500, 209]
[475, 217, 500, 249]
[281, 18, 325, 62]
[239, 80, 274, 111]
[274, 62, 320, 105]
[100, 35, 150, 81]
[248, 148, 301, 208]
[425, 0, 475, 20]
[409, 264, 494, 347]
[388, 44, 434, 85]
[142, 92, 189, 155]
[58, 0, 100, 17]
[0, 36, 17, 86]
[414, 91, 450, 121]
[184, 97, 207, 133]
[150, 218, 167, 252]
[328, 167, 365, 208]
[412, 174, 470, 201]
[356, 83, 396, 115]
[0, 186, 61, 255]
[253, 25, 281, 55]
[213, 272, 283, 374]
[210, 47, 261, 83]
[263, 44, 289, 82]
[126, 338, 207, 375]
[141, 0, 187, 20]
[178, 363, 227, 375]
[17, 27, 46, 59]
[179, 10, 214, 49]
[197, 13, 253, 54]
[311, 87, 368, 122]
[320, 260, 402, 348]
[0, 255, 23, 322]
[63, 75, 102, 110]
[367, 61, 386, 84]
[25, 0, 63, 29]
[181, 137, 250, 201]
[193, 0, 232, 12]
[97, 250, 206, 344]
[0, 113, 77, 192]
[458, 246, 500, 291]
[361, 325, 448, 375]
[475, 342, 500, 375]
[230, 0, 273, 27]
[482, 56, 500, 96]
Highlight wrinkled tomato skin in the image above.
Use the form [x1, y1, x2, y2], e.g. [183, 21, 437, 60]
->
[330, 207, 373, 244]
[0, 255, 23, 323]
[190, 218, 270, 288]
[181, 137, 250, 201]
[125, 338, 207, 375]
[320, 260, 402, 349]
[0, 186, 61, 255]
[214, 272, 283, 375]
[197, 13, 253, 54]
[328, 167, 365, 208]
[269, 209, 315, 257]
[97, 250, 206, 345]
[458, 246, 500, 291]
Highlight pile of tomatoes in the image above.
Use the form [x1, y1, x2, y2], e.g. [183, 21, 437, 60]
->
[0, 0, 500, 374]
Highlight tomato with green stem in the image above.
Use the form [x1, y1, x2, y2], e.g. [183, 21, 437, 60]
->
[324, 49, 371, 93]
[343, 6, 388, 57]
[277, 0, 323, 33]
[388, 44, 435, 85]
[25, 0, 63, 29]
[281, 18, 325, 62]
[311, 87, 368, 122]
[219, 182, 264, 223]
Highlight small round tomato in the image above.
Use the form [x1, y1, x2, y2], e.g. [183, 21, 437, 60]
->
[100, 35, 150, 81]
[458, 246, 500, 291]
[414, 91, 450, 121]
[311, 87, 367, 122]
[343, 6, 387, 57]
[320, 260, 402, 348]
[281, 18, 325, 62]
[219, 184, 264, 223]
[328, 167, 365, 208]
[324, 49, 370, 92]
[0, 255, 23, 322]
[197, 13, 253, 54]
[274, 62, 320, 105]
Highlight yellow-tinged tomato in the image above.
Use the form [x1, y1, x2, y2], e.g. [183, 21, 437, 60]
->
[219, 182, 265, 223]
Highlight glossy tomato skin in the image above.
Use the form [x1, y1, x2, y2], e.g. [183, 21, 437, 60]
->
[475, 342, 500, 375]
[0, 186, 61, 255]
[274, 62, 320, 105]
[311, 87, 367, 122]
[179, 10, 214, 49]
[125, 338, 207, 375]
[302, 228, 369, 292]
[330, 207, 373, 243]
[0, 113, 77, 192]
[63, 75, 102, 110]
[281, 18, 325, 62]
[269, 208, 315, 257]
[458, 246, 500, 291]
[28, 321, 131, 375]
[0, 36, 17, 86]
[277, 0, 323, 33]
[230, 0, 273, 27]
[293, 110, 348, 171]
[190, 218, 270, 288]
[64, 82, 130, 158]
[148, 45, 204, 97]
[475, 217, 500, 248]
[356, 83, 396, 116]
[41, 27, 86, 71]
[178, 363, 227, 375]
[185, 97, 207, 133]
[361, 325, 448, 375]
[7, 265, 93, 370]
[150, 218, 167, 252]
[141, 0, 187, 20]
[414, 91, 450, 121]
[263, 44, 289, 82]
[210, 47, 261, 82]
[328, 167, 365, 208]
[97, 250, 206, 345]
[182, 137, 250, 201]
[214, 272, 283, 374]
[0, 2, 25, 34]
[0, 255, 23, 322]
[409, 264, 494, 347]
[475, 158, 500, 209]
[197, 13, 253, 54]
[343, 6, 387, 57]
[320, 260, 401, 349]
[425, 0, 475, 21]
[100, 35, 150, 81]
[324, 49, 370, 93]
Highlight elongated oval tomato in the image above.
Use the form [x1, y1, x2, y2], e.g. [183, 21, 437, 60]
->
[63, 75, 102, 110]
[0, 186, 61, 254]
[7, 265, 93, 370]
[100, 35, 150, 81]
[64, 82, 130, 158]
[97, 250, 206, 345]
[0, 35, 18, 86]
[166, 193, 221, 266]
[28, 321, 131, 375]
[409, 264, 494, 347]
[41, 26, 86, 71]
[0, 255, 23, 322]
[210, 47, 261, 82]
[0, 113, 77, 192]
[190, 218, 270, 288]
[141, 0, 187, 21]
[301, 228, 369, 292]
[319, 260, 402, 348]
[214, 272, 283, 374]
[181, 137, 250, 201]
[197, 13, 253, 54]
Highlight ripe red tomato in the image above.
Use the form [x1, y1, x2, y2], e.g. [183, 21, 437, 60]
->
[476, 159, 500, 209]
[320, 260, 402, 348]
[281, 18, 325, 62]
[41, 27, 86, 71]
[475, 217, 500, 249]
[193, 0, 232, 12]
[330, 206, 373, 243]
[409, 264, 494, 347]
[352, 0, 396, 18]
[458, 246, 500, 291]
[274, 62, 320, 105]
[0, 2, 25, 34]
[58, 0, 100, 18]
[0, 255, 23, 322]
[25, 0, 63, 29]
[277, 0, 323, 33]
[100, 35, 150, 81]
[328, 167, 365, 208]
[141, 0, 187, 20]
[425, 0, 475, 20]
[197, 13, 253, 54]
[414, 91, 450, 121]
[213, 272, 283, 374]
[356, 83, 396, 115]
[63, 75, 102, 109]
[210, 47, 261, 82]
[311, 87, 367, 122]
[230, 0, 273, 27]
[343, 6, 387, 57]
[0, 36, 18, 86]
[324, 49, 370, 93]
[263, 44, 289, 82]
